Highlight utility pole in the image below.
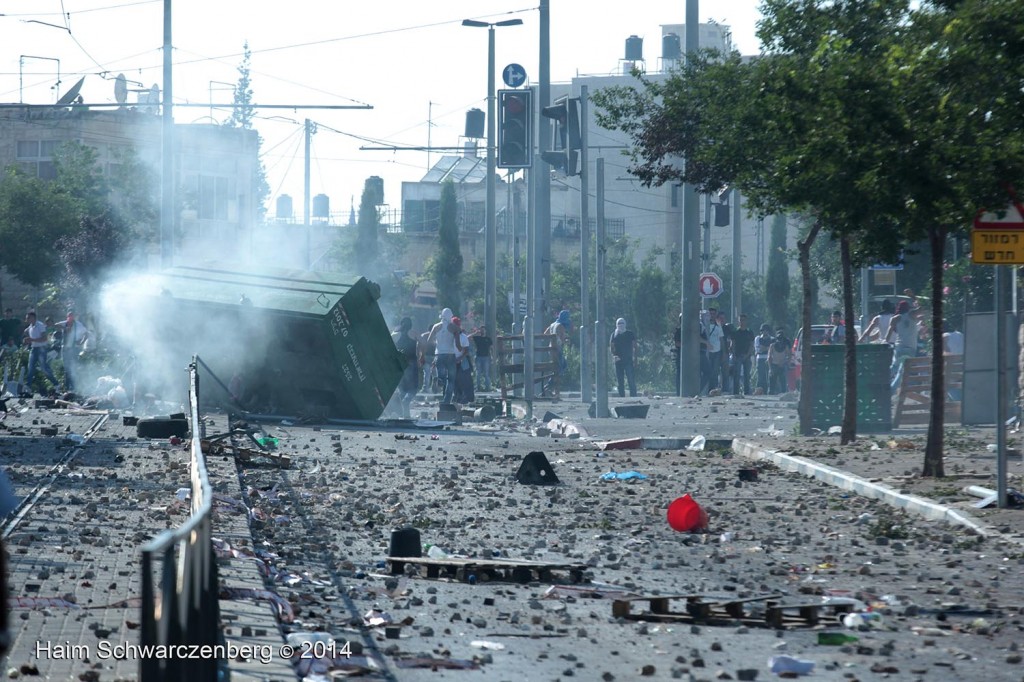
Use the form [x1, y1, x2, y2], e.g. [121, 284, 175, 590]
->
[160, 0, 174, 268]
[595, 158, 609, 418]
[732, 190, 742, 317]
[679, 0, 701, 396]
[579, 86, 592, 404]
[304, 118, 312, 270]
[486, 24, 497, 342]
[536, 0, 551, 322]
[525, 166, 536, 415]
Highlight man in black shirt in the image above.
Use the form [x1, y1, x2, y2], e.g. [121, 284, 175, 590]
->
[729, 314, 756, 396]
[610, 317, 637, 397]
[472, 326, 494, 392]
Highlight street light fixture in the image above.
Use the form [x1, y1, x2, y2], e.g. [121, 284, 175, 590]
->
[463, 17, 523, 361]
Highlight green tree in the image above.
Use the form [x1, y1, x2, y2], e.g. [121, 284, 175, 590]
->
[432, 180, 463, 313]
[353, 178, 381, 277]
[228, 42, 270, 221]
[0, 168, 77, 286]
[765, 214, 790, 328]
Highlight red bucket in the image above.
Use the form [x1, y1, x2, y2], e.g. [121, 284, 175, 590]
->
[667, 494, 709, 532]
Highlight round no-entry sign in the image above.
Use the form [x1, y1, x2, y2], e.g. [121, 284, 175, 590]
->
[699, 272, 723, 298]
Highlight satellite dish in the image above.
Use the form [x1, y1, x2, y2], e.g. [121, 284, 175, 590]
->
[56, 76, 85, 106]
[114, 74, 127, 105]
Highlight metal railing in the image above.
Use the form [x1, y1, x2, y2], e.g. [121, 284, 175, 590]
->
[140, 356, 220, 681]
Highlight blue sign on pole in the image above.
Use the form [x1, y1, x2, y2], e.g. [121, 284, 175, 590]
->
[502, 63, 527, 88]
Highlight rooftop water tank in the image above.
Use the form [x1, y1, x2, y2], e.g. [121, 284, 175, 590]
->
[663, 33, 681, 60]
[276, 194, 293, 220]
[625, 35, 643, 61]
[313, 193, 330, 219]
[465, 108, 485, 139]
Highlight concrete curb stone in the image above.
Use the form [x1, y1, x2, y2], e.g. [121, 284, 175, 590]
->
[732, 438, 993, 537]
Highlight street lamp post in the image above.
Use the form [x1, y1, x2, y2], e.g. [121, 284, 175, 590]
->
[463, 18, 522, 355]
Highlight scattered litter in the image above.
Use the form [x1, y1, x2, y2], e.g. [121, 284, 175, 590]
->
[600, 471, 648, 481]
[394, 657, 478, 670]
[768, 655, 815, 675]
[363, 608, 393, 627]
[281, 419, 295, 426]
[686, 435, 706, 451]
[827, 425, 841, 435]
[821, 595, 868, 611]
[888, 439, 916, 449]
[719, 532, 735, 543]
[174, 488, 190, 501]
[543, 583, 640, 600]
[470, 640, 506, 651]
[757, 423, 785, 437]
[842, 611, 883, 629]
[869, 442, 881, 450]
[667, 494, 709, 532]
[219, 587, 294, 623]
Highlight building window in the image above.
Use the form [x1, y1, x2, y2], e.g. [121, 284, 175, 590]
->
[15, 140, 57, 179]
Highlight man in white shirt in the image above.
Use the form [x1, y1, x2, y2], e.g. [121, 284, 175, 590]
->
[23, 311, 59, 395]
[704, 307, 725, 394]
[426, 307, 458, 405]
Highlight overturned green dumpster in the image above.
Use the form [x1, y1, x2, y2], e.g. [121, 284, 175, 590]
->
[107, 266, 404, 420]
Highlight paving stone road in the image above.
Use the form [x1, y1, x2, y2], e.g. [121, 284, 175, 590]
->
[2, 393, 1023, 681]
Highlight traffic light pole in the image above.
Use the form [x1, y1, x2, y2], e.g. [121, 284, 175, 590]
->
[486, 25, 497, 342]
[680, 0, 701, 397]
[536, 0, 551, 324]
[579, 86, 592, 405]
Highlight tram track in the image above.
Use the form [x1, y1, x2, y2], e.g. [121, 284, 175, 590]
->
[2, 412, 109, 540]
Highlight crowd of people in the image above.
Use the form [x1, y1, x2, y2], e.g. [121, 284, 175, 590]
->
[390, 290, 968, 412]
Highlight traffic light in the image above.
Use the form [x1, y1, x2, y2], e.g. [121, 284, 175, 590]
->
[497, 89, 532, 169]
[540, 97, 581, 176]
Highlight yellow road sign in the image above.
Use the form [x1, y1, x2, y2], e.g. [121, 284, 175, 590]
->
[972, 229, 1024, 264]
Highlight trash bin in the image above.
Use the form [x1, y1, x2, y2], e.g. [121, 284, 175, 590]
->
[112, 266, 405, 420]
[803, 344, 892, 433]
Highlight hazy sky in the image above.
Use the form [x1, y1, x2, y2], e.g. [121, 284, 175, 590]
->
[2, 1, 764, 221]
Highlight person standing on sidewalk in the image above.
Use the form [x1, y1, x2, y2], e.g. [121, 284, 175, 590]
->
[472, 326, 493, 392]
[886, 300, 920, 391]
[754, 323, 774, 394]
[610, 317, 637, 398]
[391, 317, 420, 418]
[704, 307, 725, 394]
[729, 314, 755, 396]
[426, 307, 458, 405]
[22, 311, 58, 395]
[53, 310, 90, 392]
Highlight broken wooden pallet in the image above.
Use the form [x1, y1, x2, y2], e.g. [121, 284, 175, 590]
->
[388, 555, 587, 584]
[201, 439, 291, 468]
[612, 594, 856, 629]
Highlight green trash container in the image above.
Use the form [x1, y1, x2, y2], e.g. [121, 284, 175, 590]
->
[803, 343, 893, 433]
[112, 266, 405, 420]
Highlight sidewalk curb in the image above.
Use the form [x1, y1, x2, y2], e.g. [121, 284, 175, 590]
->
[732, 439, 993, 537]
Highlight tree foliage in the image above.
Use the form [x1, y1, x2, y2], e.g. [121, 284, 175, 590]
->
[353, 178, 381, 277]
[228, 42, 270, 220]
[432, 180, 463, 313]
[0, 142, 149, 289]
[765, 214, 790, 328]
[594, 0, 1024, 470]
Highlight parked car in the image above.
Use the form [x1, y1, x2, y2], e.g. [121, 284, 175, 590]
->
[789, 323, 862, 389]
